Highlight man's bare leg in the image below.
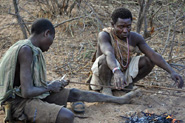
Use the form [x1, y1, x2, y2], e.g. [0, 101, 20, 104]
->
[91, 55, 154, 95]
[67, 88, 140, 104]
[98, 55, 113, 95]
[133, 56, 154, 83]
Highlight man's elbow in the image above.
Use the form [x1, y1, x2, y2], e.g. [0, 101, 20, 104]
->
[21, 91, 31, 98]
[104, 51, 114, 57]
[155, 52, 163, 60]
[151, 52, 163, 63]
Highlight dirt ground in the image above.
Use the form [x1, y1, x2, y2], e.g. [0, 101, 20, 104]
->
[0, 0, 185, 122]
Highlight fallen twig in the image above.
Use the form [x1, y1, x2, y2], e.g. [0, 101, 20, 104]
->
[74, 115, 90, 119]
[167, 56, 185, 63]
[54, 15, 88, 28]
[68, 81, 185, 93]
[170, 63, 185, 71]
[135, 83, 185, 92]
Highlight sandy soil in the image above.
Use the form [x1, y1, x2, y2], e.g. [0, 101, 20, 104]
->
[1, 79, 185, 123]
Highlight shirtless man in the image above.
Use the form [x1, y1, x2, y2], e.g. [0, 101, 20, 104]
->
[89, 7, 184, 95]
[0, 18, 140, 123]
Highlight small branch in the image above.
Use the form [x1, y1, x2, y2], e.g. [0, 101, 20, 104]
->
[150, 5, 163, 18]
[0, 22, 32, 31]
[68, 80, 185, 94]
[168, 1, 184, 59]
[161, 25, 171, 55]
[175, 14, 185, 22]
[168, 23, 176, 59]
[85, 1, 104, 29]
[54, 15, 87, 28]
[170, 63, 185, 71]
[167, 56, 185, 63]
[19, 6, 36, 20]
[112, 0, 138, 4]
[136, 0, 153, 34]
[135, 83, 185, 92]
[21, 19, 31, 35]
[170, 63, 185, 68]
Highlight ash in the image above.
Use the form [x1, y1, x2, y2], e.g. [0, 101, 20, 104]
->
[120, 112, 182, 123]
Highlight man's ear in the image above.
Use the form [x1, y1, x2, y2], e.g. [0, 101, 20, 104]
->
[44, 29, 50, 37]
[111, 21, 114, 27]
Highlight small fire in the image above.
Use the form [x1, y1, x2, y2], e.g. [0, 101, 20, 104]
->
[120, 112, 182, 123]
[166, 115, 172, 119]
[172, 119, 177, 123]
[166, 115, 180, 123]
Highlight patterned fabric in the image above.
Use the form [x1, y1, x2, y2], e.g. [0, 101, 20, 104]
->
[102, 27, 140, 71]
[0, 39, 49, 104]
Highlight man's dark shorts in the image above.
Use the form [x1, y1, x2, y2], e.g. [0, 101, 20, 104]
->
[10, 88, 70, 123]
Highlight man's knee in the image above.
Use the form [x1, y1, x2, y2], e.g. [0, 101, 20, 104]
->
[98, 54, 107, 66]
[68, 88, 80, 102]
[145, 56, 154, 68]
[57, 108, 74, 123]
[69, 88, 80, 96]
[98, 55, 112, 73]
[140, 56, 154, 69]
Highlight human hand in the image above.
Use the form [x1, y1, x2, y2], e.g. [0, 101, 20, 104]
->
[171, 72, 184, 88]
[47, 80, 62, 92]
[60, 79, 69, 88]
[113, 70, 127, 90]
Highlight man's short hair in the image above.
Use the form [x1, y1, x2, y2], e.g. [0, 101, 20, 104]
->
[31, 18, 55, 35]
[111, 8, 133, 24]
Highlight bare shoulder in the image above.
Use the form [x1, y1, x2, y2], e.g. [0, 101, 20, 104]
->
[97, 31, 114, 54]
[18, 45, 33, 62]
[98, 31, 111, 43]
[130, 32, 145, 45]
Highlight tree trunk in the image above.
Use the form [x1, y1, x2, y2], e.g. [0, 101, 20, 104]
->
[136, 0, 153, 35]
[13, 0, 27, 39]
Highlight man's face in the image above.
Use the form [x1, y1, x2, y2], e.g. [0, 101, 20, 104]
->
[40, 32, 55, 52]
[112, 18, 132, 40]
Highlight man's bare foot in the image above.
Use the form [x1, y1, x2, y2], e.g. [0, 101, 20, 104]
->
[116, 87, 141, 104]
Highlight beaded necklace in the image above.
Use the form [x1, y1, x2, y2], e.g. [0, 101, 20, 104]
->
[115, 37, 130, 69]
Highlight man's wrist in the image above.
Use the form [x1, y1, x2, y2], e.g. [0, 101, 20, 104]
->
[46, 84, 52, 92]
[112, 67, 120, 74]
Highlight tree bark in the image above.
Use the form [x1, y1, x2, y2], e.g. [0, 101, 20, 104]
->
[136, 0, 153, 34]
